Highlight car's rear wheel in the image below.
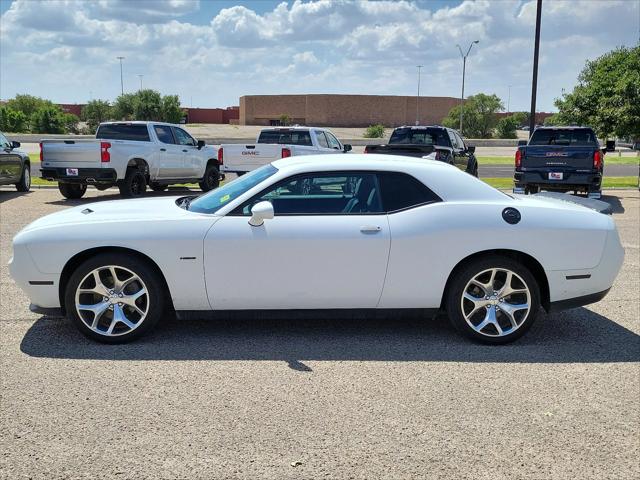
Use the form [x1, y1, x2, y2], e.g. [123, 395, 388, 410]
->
[118, 168, 147, 198]
[446, 255, 540, 344]
[15, 163, 31, 192]
[59, 182, 87, 199]
[199, 163, 220, 191]
[64, 253, 166, 343]
[150, 182, 168, 192]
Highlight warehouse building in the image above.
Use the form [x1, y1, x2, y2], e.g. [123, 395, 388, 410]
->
[239, 94, 461, 127]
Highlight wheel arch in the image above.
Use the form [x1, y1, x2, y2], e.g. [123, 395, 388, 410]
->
[126, 157, 150, 176]
[441, 249, 550, 311]
[58, 246, 174, 314]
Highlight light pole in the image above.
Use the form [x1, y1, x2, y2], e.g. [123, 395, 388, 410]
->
[529, 0, 542, 135]
[456, 40, 479, 133]
[137, 74, 144, 90]
[416, 65, 423, 125]
[507, 85, 512, 114]
[116, 56, 125, 95]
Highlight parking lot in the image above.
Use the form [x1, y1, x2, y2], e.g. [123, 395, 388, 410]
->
[0, 189, 638, 479]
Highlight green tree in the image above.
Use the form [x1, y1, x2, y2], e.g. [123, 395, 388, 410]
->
[161, 95, 184, 123]
[510, 111, 528, 127]
[81, 100, 112, 131]
[5, 94, 53, 118]
[553, 46, 640, 139]
[112, 93, 136, 120]
[0, 106, 28, 132]
[62, 113, 80, 134]
[133, 89, 163, 121]
[496, 115, 518, 138]
[30, 105, 66, 134]
[443, 93, 503, 138]
[279, 114, 291, 126]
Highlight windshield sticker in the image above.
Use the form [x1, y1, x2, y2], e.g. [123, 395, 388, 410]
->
[220, 194, 231, 203]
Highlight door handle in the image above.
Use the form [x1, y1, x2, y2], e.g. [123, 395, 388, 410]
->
[360, 225, 382, 233]
[182, 149, 188, 152]
[160, 148, 166, 152]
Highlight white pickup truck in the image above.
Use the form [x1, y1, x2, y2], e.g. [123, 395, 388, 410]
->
[219, 127, 352, 174]
[40, 121, 221, 199]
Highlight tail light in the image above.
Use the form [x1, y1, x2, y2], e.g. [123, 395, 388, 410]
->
[39, 142, 43, 162]
[593, 150, 602, 169]
[217, 147, 224, 165]
[363, 146, 369, 154]
[281, 147, 291, 158]
[515, 149, 522, 169]
[100, 142, 111, 163]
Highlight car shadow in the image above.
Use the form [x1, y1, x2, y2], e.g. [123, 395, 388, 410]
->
[20, 308, 639, 368]
[0, 190, 34, 201]
[601, 194, 625, 214]
[44, 188, 199, 206]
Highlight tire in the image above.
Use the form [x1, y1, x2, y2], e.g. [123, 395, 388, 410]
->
[199, 163, 220, 192]
[64, 253, 167, 344]
[59, 182, 87, 199]
[150, 182, 168, 192]
[117, 168, 147, 198]
[15, 163, 31, 192]
[445, 255, 540, 344]
[525, 185, 539, 195]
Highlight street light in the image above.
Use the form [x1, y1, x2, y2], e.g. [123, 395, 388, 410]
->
[116, 56, 125, 95]
[456, 40, 479, 133]
[507, 85, 513, 114]
[416, 65, 424, 125]
[137, 74, 144, 90]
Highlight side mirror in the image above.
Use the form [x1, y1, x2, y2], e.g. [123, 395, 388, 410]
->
[467, 145, 476, 154]
[249, 201, 274, 227]
[343, 144, 352, 152]
[11, 141, 20, 149]
[518, 140, 528, 146]
[197, 140, 205, 150]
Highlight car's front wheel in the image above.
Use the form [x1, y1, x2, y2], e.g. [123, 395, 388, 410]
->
[15, 163, 31, 192]
[64, 253, 166, 343]
[446, 255, 540, 344]
[199, 163, 220, 191]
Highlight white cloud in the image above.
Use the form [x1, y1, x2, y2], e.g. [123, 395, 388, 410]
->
[0, 0, 637, 112]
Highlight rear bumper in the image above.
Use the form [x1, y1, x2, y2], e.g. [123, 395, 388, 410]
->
[514, 170, 602, 190]
[40, 167, 117, 184]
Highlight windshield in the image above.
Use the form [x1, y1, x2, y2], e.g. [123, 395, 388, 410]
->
[188, 164, 278, 214]
[257, 130, 312, 146]
[529, 129, 597, 146]
[389, 128, 450, 146]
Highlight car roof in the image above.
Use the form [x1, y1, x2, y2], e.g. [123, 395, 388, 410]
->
[260, 126, 325, 131]
[99, 121, 179, 127]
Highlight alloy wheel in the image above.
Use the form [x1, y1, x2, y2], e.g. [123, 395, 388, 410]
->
[460, 267, 531, 337]
[74, 265, 149, 337]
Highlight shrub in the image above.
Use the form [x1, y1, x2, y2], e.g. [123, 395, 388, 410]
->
[364, 124, 385, 138]
[0, 106, 28, 132]
[496, 116, 518, 139]
[81, 100, 113, 131]
[279, 114, 291, 126]
[30, 106, 67, 134]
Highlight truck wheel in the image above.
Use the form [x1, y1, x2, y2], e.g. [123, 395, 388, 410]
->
[59, 182, 87, 199]
[118, 168, 147, 198]
[15, 163, 31, 192]
[199, 163, 220, 192]
[525, 186, 539, 195]
[150, 182, 167, 192]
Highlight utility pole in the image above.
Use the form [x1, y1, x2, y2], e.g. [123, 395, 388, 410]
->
[137, 74, 144, 90]
[507, 85, 512, 114]
[456, 40, 479, 133]
[116, 56, 125, 95]
[416, 65, 423, 125]
[529, 0, 542, 136]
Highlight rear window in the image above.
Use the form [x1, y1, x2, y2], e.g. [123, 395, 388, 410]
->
[96, 124, 150, 142]
[258, 130, 313, 146]
[378, 172, 441, 212]
[529, 129, 597, 146]
[389, 128, 450, 146]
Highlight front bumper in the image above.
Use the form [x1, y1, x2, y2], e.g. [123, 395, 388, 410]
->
[514, 170, 602, 191]
[9, 244, 61, 309]
[40, 167, 117, 184]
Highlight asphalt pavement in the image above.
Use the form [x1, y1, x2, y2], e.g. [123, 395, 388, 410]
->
[0, 189, 638, 479]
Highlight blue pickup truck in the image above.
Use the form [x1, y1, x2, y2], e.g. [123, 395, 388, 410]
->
[513, 127, 606, 198]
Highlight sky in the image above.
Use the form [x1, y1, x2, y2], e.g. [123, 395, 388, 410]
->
[0, 0, 638, 112]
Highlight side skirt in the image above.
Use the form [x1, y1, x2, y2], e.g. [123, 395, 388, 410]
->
[175, 308, 441, 321]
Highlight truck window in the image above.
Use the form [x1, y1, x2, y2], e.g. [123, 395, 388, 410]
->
[172, 127, 196, 146]
[96, 124, 150, 142]
[325, 132, 341, 149]
[529, 129, 597, 146]
[154, 125, 175, 144]
[316, 131, 330, 148]
[257, 130, 313, 146]
[389, 128, 450, 146]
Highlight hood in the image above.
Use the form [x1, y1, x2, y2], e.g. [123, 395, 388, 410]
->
[20, 196, 195, 233]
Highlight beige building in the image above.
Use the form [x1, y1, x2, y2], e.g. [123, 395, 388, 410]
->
[239, 94, 461, 127]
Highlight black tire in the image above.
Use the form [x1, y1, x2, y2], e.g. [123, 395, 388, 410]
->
[15, 163, 31, 192]
[64, 253, 167, 344]
[59, 182, 87, 199]
[199, 163, 220, 192]
[117, 168, 147, 198]
[525, 185, 539, 195]
[150, 182, 168, 192]
[445, 255, 541, 344]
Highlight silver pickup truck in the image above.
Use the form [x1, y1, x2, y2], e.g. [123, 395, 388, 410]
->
[40, 121, 220, 199]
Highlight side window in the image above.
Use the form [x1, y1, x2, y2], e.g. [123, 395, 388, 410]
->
[447, 130, 459, 150]
[325, 132, 341, 149]
[0, 133, 9, 148]
[315, 131, 330, 149]
[154, 125, 175, 144]
[455, 132, 466, 150]
[173, 127, 196, 146]
[236, 172, 382, 216]
[378, 172, 441, 212]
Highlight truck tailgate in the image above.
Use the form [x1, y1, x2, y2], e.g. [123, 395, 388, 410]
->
[41, 140, 101, 169]
[522, 146, 594, 170]
[221, 144, 282, 172]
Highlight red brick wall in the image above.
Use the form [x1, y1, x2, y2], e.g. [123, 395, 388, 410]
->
[58, 104, 84, 116]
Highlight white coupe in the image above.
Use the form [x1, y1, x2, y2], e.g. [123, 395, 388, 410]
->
[10, 155, 624, 344]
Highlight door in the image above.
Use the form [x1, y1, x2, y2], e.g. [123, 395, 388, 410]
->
[313, 130, 335, 154]
[324, 131, 344, 154]
[0, 133, 21, 183]
[204, 172, 391, 309]
[172, 127, 203, 178]
[152, 124, 186, 179]
[447, 130, 467, 171]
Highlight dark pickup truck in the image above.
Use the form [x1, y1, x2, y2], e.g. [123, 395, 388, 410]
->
[513, 126, 607, 198]
[364, 126, 478, 176]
